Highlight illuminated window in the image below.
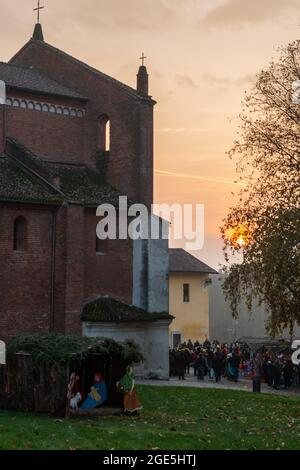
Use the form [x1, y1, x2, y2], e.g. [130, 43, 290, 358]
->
[98, 115, 111, 153]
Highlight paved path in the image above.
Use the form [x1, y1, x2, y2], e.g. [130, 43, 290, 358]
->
[137, 374, 300, 398]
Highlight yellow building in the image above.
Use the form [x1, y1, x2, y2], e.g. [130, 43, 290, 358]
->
[169, 249, 217, 347]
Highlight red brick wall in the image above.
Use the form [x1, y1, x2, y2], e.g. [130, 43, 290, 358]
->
[64, 206, 85, 336]
[0, 204, 55, 342]
[84, 208, 133, 305]
[11, 41, 154, 207]
[0, 202, 134, 341]
[52, 206, 67, 334]
[5, 94, 86, 164]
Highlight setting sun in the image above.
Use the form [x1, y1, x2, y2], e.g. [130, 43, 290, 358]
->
[225, 225, 251, 249]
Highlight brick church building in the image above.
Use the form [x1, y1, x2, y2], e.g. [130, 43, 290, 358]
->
[0, 22, 170, 375]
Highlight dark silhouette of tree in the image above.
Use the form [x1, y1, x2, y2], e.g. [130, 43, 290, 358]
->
[221, 41, 300, 337]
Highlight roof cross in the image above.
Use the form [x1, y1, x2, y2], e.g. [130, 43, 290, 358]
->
[139, 53, 147, 66]
[33, 0, 45, 24]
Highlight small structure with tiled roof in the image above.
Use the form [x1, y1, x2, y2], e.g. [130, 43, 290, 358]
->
[81, 297, 173, 378]
[169, 249, 217, 347]
[169, 248, 218, 275]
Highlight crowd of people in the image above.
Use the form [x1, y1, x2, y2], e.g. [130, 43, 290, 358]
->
[169, 338, 299, 390]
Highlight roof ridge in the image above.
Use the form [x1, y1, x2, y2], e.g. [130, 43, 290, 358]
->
[10, 39, 155, 103]
[5, 138, 66, 198]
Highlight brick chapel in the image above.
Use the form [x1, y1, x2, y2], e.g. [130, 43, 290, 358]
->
[0, 22, 171, 376]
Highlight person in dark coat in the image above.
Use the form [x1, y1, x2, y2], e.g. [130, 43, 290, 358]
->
[195, 353, 206, 381]
[273, 360, 282, 390]
[283, 359, 294, 389]
[265, 359, 274, 387]
[169, 349, 177, 377]
[184, 349, 192, 375]
[212, 349, 223, 382]
[207, 349, 214, 380]
[175, 350, 186, 380]
[228, 350, 241, 382]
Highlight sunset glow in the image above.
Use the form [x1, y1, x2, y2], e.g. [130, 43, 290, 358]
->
[1, 0, 298, 268]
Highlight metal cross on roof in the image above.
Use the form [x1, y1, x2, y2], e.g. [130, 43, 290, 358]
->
[139, 53, 147, 66]
[33, 0, 45, 24]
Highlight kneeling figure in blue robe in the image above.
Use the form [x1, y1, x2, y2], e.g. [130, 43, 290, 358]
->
[80, 373, 108, 410]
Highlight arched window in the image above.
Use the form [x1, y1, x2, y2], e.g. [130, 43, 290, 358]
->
[56, 106, 63, 115]
[13, 217, 27, 252]
[105, 120, 111, 152]
[70, 109, 77, 117]
[98, 115, 111, 153]
[13, 99, 20, 108]
[42, 104, 49, 112]
[49, 105, 56, 113]
[77, 110, 84, 118]
[6, 98, 12, 106]
[63, 107, 70, 116]
[35, 103, 42, 112]
[20, 100, 27, 109]
[28, 101, 34, 110]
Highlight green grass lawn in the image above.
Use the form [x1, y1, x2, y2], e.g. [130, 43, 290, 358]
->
[0, 385, 300, 450]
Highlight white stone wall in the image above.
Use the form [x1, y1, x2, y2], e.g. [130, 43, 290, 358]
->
[82, 320, 171, 379]
[132, 215, 169, 313]
[209, 274, 300, 342]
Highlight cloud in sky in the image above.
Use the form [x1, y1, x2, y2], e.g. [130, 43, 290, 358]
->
[176, 75, 198, 88]
[200, 72, 255, 87]
[174, 72, 255, 94]
[155, 170, 246, 187]
[201, 0, 300, 28]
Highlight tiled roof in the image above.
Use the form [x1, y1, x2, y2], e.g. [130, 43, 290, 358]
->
[0, 156, 63, 205]
[81, 296, 172, 323]
[2, 138, 124, 207]
[44, 162, 123, 207]
[0, 62, 87, 101]
[169, 249, 218, 274]
[10, 39, 155, 103]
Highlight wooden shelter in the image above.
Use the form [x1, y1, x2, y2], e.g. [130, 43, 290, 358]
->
[0, 333, 143, 415]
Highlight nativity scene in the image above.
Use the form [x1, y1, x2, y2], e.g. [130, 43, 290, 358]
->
[0, 334, 143, 417]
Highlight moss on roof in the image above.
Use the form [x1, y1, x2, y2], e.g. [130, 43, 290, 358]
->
[45, 163, 122, 207]
[81, 296, 173, 323]
[3, 138, 125, 207]
[0, 157, 63, 205]
[7, 333, 143, 367]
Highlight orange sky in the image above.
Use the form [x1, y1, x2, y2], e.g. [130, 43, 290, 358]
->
[1, 0, 299, 268]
